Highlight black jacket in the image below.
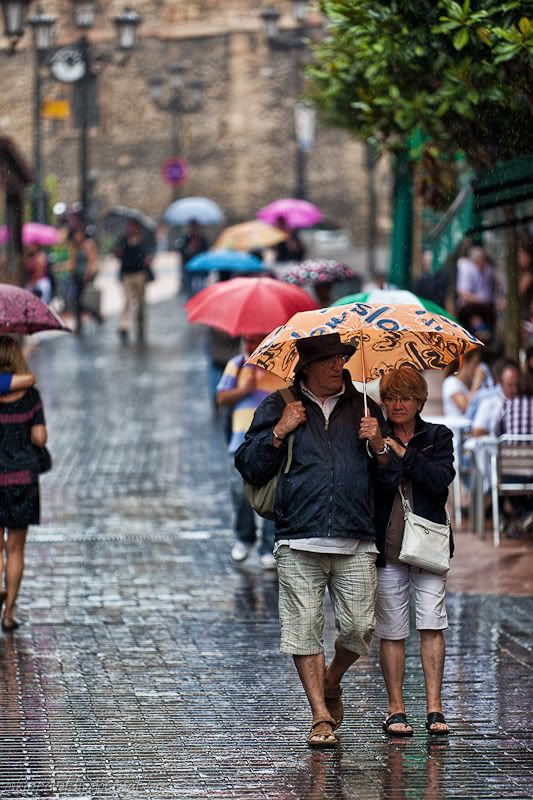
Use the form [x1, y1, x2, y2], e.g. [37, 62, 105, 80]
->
[373, 415, 456, 567]
[234, 372, 400, 541]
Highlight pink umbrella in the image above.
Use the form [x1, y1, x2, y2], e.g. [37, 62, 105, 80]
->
[257, 199, 324, 229]
[22, 223, 60, 247]
[0, 223, 60, 247]
[0, 284, 71, 334]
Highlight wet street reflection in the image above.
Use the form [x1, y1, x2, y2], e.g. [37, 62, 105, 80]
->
[0, 302, 531, 798]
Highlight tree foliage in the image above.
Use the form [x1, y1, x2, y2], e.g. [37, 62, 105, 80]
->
[308, 0, 533, 170]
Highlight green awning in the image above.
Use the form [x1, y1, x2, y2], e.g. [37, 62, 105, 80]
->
[473, 154, 533, 212]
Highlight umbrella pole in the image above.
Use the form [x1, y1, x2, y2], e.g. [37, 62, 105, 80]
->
[360, 336, 368, 416]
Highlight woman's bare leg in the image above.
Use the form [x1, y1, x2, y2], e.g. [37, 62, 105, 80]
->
[3, 528, 27, 623]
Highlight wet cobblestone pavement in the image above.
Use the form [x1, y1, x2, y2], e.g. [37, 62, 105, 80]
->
[1, 302, 532, 799]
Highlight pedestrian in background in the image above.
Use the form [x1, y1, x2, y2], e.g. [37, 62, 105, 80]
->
[175, 219, 209, 297]
[235, 333, 397, 747]
[68, 227, 102, 335]
[24, 243, 52, 305]
[114, 219, 152, 344]
[375, 367, 454, 736]
[0, 337, 48, 632]
[216, 333, 278, 570]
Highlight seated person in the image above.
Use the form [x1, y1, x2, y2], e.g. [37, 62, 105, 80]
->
[441, 349, 483, 418]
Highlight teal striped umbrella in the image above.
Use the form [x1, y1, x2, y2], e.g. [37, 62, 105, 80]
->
[333, 289, 455, 320]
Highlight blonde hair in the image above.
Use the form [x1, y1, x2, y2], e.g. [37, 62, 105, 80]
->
[0, 336, 30, 373]
[379, 367, 428, 406]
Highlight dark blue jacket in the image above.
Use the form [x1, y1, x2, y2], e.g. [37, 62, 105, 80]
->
[373, 415, 456, 567]
[234, 372, 400, 541]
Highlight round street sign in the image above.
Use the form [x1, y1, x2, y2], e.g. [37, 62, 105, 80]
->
[162, 157, 189, 186]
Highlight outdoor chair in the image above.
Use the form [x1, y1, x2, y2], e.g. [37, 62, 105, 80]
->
[489, 434, 533, 546]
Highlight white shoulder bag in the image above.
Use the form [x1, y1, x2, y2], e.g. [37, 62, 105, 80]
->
[398, 485, 450, 575]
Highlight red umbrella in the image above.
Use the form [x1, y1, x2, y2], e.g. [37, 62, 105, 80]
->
[185, 276, 318, 336]
[0, 284, 71, 334]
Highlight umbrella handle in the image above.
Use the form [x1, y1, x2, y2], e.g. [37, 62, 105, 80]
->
[360, 336, 368, 416]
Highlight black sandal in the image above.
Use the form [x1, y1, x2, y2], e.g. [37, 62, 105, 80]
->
[382, 712, 414, 737]
[426, 712, 449, 735]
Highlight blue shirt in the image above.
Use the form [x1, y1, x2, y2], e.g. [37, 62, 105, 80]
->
[0, 374, 12, 394]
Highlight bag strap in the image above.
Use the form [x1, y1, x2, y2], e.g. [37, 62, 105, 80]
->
[398, 483, 450, 526]
[278, 386, 296, 475]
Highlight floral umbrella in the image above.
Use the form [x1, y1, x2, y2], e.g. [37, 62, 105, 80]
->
[185, 276, 317, 336]
[213, 221, 287, 252]
[282, 260, 357, 286]
[0, 283, 71, 334]
[247, 302, 482, 413]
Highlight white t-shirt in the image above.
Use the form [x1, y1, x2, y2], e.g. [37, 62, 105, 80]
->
[456, 257, 495, 306]
[442, 375, 469, 417]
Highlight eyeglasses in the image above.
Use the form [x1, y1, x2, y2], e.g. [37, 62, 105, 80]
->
[315, 354, 350, 365]
[382, 394, 416, 404]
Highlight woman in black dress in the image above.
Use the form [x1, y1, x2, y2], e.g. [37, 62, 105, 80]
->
[0, 336, 47, 631]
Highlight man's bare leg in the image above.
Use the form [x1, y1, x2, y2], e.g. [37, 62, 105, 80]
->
[322, 639, 360, 727]
[293, 653, 336, 745]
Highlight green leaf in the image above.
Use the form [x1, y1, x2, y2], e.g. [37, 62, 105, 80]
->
[453, 28, 469, 49]
[519, 17, 531, 37]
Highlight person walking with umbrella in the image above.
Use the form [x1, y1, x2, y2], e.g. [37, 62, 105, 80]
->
[0, 336, 48, 631]
[216, 333, 280, 570]
[175, 219, 209, 298]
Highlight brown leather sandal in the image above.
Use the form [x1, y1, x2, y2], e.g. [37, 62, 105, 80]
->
[307, 718, 338, 749]
[324, 686, 344, 730]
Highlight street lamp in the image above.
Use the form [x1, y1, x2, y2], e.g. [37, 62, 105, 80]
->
[260, 2, 317, 200]
[69, 1, 141, 222]
[28, 8, 56, 222]
[147, 63, 205, 200]
[1, 0, 31, 43]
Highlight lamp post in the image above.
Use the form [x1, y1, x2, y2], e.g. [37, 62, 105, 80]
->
[28, 9, 56, 223]
[68, 1, 141, 222]
[260, 2, 317, 200]
[148, 63, 204, 200]
[0, 0, 31, 45]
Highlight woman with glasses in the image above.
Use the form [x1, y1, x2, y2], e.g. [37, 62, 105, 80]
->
[373, 367, 455, 737]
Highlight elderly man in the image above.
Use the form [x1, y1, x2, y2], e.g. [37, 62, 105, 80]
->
[235, 333, 398, 748]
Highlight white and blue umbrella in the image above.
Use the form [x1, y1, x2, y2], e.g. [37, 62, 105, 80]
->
[163, 197, 224, 226]
[186, 250, 265, 273]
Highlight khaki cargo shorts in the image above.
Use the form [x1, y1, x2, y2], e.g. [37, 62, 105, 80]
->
[275, 545, 377, 656]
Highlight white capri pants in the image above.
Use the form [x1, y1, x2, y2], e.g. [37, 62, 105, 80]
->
[374, 562, 448, 640]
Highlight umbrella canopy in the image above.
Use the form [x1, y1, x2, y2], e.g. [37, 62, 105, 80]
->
[101, 206, 157, 255]
[333, 289, 455, 320]
[247, 302, 482, 398]
[257, 199, 324, 229]
[0, 223, 60, 247]
[185, 276, 318, 336]
[0, 283, 71, 334]
[163, 197, 224, 226]
[282, 260, 357, 286]
[185, 250, 265, 273]
[213, 221, 288, 252]
[105, 206, 157, 232]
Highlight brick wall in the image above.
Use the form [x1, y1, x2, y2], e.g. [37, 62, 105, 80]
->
[0, 1, 391, 244]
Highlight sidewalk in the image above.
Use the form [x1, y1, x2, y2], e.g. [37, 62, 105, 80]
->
[0, 290, 532, 799]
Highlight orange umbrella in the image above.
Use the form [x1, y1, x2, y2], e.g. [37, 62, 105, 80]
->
[247, 302, 482, 412]
[213, 220, 287, 251]
[185, 276, 317, 336]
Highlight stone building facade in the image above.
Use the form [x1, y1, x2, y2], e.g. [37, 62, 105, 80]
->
[0, 1, 390, 244]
